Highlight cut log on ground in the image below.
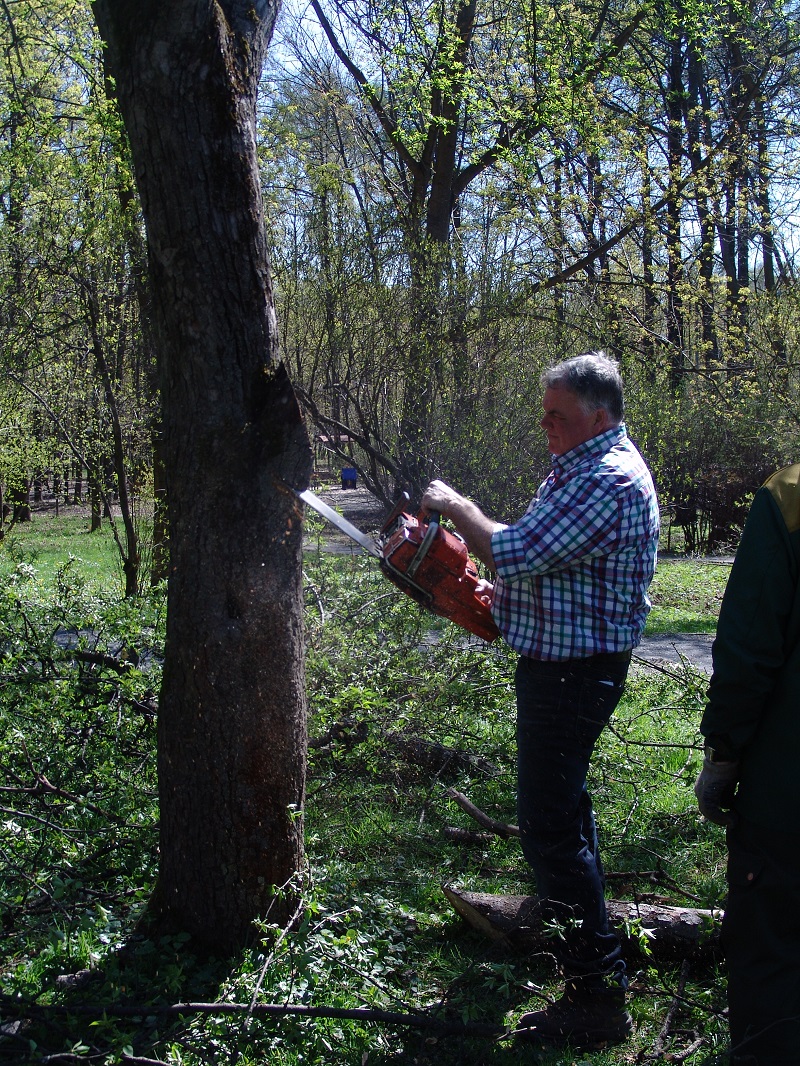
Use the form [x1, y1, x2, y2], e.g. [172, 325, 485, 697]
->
[443, 886, 721, 962]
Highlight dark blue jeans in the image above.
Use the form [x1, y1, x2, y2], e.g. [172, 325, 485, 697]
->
[515, 653, 629, 985]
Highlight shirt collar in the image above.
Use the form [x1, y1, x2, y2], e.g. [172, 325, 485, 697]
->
[551, 423, 627, 476]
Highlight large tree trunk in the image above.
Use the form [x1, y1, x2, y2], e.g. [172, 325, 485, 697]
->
[92, 0, 312, 949]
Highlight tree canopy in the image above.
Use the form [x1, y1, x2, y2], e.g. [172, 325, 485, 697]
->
[2, 0, 800, 543]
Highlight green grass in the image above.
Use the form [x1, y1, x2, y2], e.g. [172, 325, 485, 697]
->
[1, 512, 122, 588]
[0, 515, 732, 1065]
[646, 559, 730, 635]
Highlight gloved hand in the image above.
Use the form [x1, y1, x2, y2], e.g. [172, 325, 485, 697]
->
[694, 756, 740, 826]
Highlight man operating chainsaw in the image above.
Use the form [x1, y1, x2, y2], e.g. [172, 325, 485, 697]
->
[421, 351, 659, 1050]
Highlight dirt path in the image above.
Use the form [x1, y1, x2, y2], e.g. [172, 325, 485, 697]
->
[309, 486, 387, 529]
[636, 632, 714, 673]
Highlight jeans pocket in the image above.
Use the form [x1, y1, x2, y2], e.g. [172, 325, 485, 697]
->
[574, 673, 624, 747]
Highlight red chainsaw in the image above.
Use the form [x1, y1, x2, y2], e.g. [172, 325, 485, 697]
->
[299, 488, 500, 643]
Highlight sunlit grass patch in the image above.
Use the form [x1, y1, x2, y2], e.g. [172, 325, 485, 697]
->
[646, 559, 730, 635]
[1, 513, 120, 587]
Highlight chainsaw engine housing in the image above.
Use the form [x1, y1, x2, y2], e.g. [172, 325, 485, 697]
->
[377, 510, 500, 642]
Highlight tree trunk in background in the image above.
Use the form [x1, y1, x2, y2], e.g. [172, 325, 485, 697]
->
[685, 39, 719, 365]
[91, 318, 140, 597]
[666, 33, 686, 389]
[150, 424, 169, 587]
[92, 0, 313, 949]
[90, 479, 102, 532]
[638, 128, 658, 376]
[754, 96, 777, 296]
[720, 21, 749, 353]
[552, 150, 567, 345]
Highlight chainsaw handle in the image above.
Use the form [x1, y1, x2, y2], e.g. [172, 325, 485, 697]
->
[405, 511, 439, 579]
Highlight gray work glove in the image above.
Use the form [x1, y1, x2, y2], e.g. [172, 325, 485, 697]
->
[694, 757, 740, 826]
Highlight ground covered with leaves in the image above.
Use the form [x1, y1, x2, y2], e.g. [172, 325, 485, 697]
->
[0, 516, 732, 1065]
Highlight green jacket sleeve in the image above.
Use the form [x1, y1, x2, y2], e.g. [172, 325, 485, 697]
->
[701, 471, 800, 757]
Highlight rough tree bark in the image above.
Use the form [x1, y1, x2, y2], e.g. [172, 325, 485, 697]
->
[92, 0, 312, 948]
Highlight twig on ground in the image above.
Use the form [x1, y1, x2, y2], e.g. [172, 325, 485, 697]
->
[445, 788, 520, 838]
[121, 1057, 171, 1066]
[641, 958, 711, 1062]
[443, 826, 496, 845]
[3, 997, 508, 1039]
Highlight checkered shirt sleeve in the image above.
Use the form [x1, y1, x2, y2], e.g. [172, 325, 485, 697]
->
[490, 426, 659, 660]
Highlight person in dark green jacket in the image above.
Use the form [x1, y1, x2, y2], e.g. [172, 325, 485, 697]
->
[695, 462, 800, 1065]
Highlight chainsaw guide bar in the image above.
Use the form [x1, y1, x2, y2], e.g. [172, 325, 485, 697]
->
[299, 487, 500, 643]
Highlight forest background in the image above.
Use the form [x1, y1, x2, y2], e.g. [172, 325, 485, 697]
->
[2, 0, 800, 559]
[1, 0, 799, 1062]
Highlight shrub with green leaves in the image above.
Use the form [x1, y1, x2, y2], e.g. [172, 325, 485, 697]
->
[0, 553, 163, 1013]
[0, 528, 732, 1064]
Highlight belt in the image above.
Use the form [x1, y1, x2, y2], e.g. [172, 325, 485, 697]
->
[579, 649, 632, 665]
[521, 648, 633, 666]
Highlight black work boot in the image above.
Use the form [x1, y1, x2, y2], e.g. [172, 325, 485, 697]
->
[516, 978, 632, 1049]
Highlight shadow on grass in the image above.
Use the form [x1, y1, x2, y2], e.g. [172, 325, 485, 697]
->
[3, 928, 236, 1064]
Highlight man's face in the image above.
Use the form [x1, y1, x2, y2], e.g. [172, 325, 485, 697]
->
[540, 385, 611, 456]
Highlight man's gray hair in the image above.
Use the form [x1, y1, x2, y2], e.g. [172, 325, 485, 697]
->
[541, 351, 624, 423]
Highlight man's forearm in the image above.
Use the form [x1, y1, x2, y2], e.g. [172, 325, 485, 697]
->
[443, 497, 501, 570]
[420, 480, 502, 570]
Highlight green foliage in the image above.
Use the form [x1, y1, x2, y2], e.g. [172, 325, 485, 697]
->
[0, 548, 163, 1039]
[0, 525, 732, 1064]
[0, 0, 156, 594]
[628, 351, 800, 554]
[266, 0, 800, 524]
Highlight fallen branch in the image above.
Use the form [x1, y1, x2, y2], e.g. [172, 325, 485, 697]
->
[121, 1057, 171, 1066]
[28, 773, 127, 825]
[652, 957, 691, 1058]
[309, 719, 368, 752]
[446, 789, 519, 838]
[388, 737, 499, 777]
[2, 997, 507, 1039]
[443, 798, 709, 909]
[642, 959, 709, 1062]
[605, 867, 708, 906]
[72, 649, 134, 673]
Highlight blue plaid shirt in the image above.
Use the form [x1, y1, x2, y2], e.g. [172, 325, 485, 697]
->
[490, 424, 659, 661]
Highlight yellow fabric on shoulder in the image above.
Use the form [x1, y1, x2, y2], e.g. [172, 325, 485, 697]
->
[764, 463, 800, 535]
